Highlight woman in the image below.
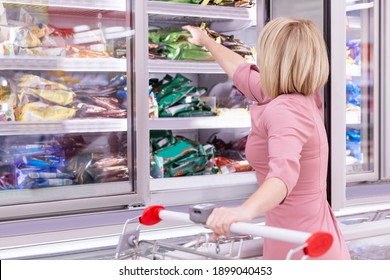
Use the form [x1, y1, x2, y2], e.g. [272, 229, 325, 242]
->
[183, 18, 351, 260]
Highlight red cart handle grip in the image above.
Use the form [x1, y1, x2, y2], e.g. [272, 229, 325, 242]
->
[304, 231, 333, 257]
[139, 205, 165, 225]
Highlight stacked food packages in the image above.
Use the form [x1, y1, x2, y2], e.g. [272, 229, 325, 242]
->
[0, 73, 127, 122]
[149, 73, 216, 118]
[0, 132, 128, 190]
[150, 130, 253, 178]
[1, 73, 129, 188]
[0, 5, 126, 58]
[150, 130, 216, 178]
[149, 26, 255, 61]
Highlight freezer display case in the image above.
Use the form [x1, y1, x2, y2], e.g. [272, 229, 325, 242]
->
[1, 0, 389, 261]
[329, 0, 390, 210]
[142, 0, 261, 206]
[0, 0, 146, 221]
[326, 0, 390, 252]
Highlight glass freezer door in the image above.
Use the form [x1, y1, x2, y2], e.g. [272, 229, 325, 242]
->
[345, 0, 379, 182]
[0, 0, 143, 221]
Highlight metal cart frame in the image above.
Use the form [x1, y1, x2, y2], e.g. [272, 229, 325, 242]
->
[115, 205, 333, 260]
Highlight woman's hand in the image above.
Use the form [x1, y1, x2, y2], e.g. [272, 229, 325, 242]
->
[206, 206, 254, 239]
[182, 25, 214, 47]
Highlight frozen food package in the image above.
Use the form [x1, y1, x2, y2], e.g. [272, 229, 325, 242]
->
[14, 25, 47, 48]
[18, 101, 77, 121]
[167, 155, 207, 177]
[20, 88, 75, 106]
[87, 163, 129, 183]
[28, 171, 74, 179]
[67, 153, 94, 185]
[150, 131, 217, 178]
[154, 139, 198, 166]
[66, 46, 110, 58]
[18, 74, 70, 90]
[149, 25, 254, 60]
[150, 130, 176, 151]
[22, 154, 65, 169]
[157, 73, 191, 100]
[159, 103, 197, 117]
[220, 160, 254, 174]
[89, 156, 127, 169]
[89, 97, 121, 110]
[149, 29, 213, 61]
[0, 164, 16, 190]
[17, 168, 74, 189]
[158, 86, 195, 110]
[6, 143, 61, 157]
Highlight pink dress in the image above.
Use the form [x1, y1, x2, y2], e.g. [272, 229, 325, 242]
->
[233, 63, 351, 260]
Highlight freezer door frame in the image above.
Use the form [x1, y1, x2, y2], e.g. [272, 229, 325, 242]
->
[345, 0, 380, 184]
[330, 0, 390, 210]
[380, 0, 390, 180]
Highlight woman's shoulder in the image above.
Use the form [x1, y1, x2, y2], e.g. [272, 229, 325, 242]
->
[265, 93, 309, 112]
[261, 94, 315, 129]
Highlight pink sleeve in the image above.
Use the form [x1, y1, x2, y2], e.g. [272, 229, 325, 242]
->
[263, 100, 315, 194]
[232, 62, 270, 104]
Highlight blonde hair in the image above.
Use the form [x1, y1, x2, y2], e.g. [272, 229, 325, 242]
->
[257, 17, 329, 99]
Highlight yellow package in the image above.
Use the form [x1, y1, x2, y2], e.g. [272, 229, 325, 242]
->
[19, 102, 76, 121]
[20, 88, 75, 106]
[18, 74, 69, 90]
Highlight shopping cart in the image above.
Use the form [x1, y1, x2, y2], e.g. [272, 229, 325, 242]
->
[115, 204, 333, 260]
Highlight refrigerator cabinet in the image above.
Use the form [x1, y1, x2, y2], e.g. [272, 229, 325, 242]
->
[0, 0, 149, 221]
[142, 0, 264, 207]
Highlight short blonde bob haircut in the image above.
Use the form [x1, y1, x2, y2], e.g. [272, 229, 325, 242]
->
[257, 17, 329, 99]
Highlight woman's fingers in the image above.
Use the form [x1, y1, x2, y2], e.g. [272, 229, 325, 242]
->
[182, 25, 209, 46]
[206, 207, 237, 236]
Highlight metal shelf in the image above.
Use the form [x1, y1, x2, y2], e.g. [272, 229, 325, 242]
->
[147, 0, 255, 21]
[0, 119, 128, 136]
[150, 172, 258, 205]
[0, 57, 127, 72]
[0, 0, 126, 11]
[149, 114, 251, 130]
[346, 2, 374, 12]
[151, 171, 256, 190]
[149, 59, 223, 74]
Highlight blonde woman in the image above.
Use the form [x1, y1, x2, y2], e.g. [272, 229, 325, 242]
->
[183, 18, 351, 260]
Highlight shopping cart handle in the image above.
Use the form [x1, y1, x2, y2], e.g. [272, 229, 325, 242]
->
[139, 205, 333, 258]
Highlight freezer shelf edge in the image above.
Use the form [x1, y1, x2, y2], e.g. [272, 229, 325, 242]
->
[0, 119, 128, 135]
